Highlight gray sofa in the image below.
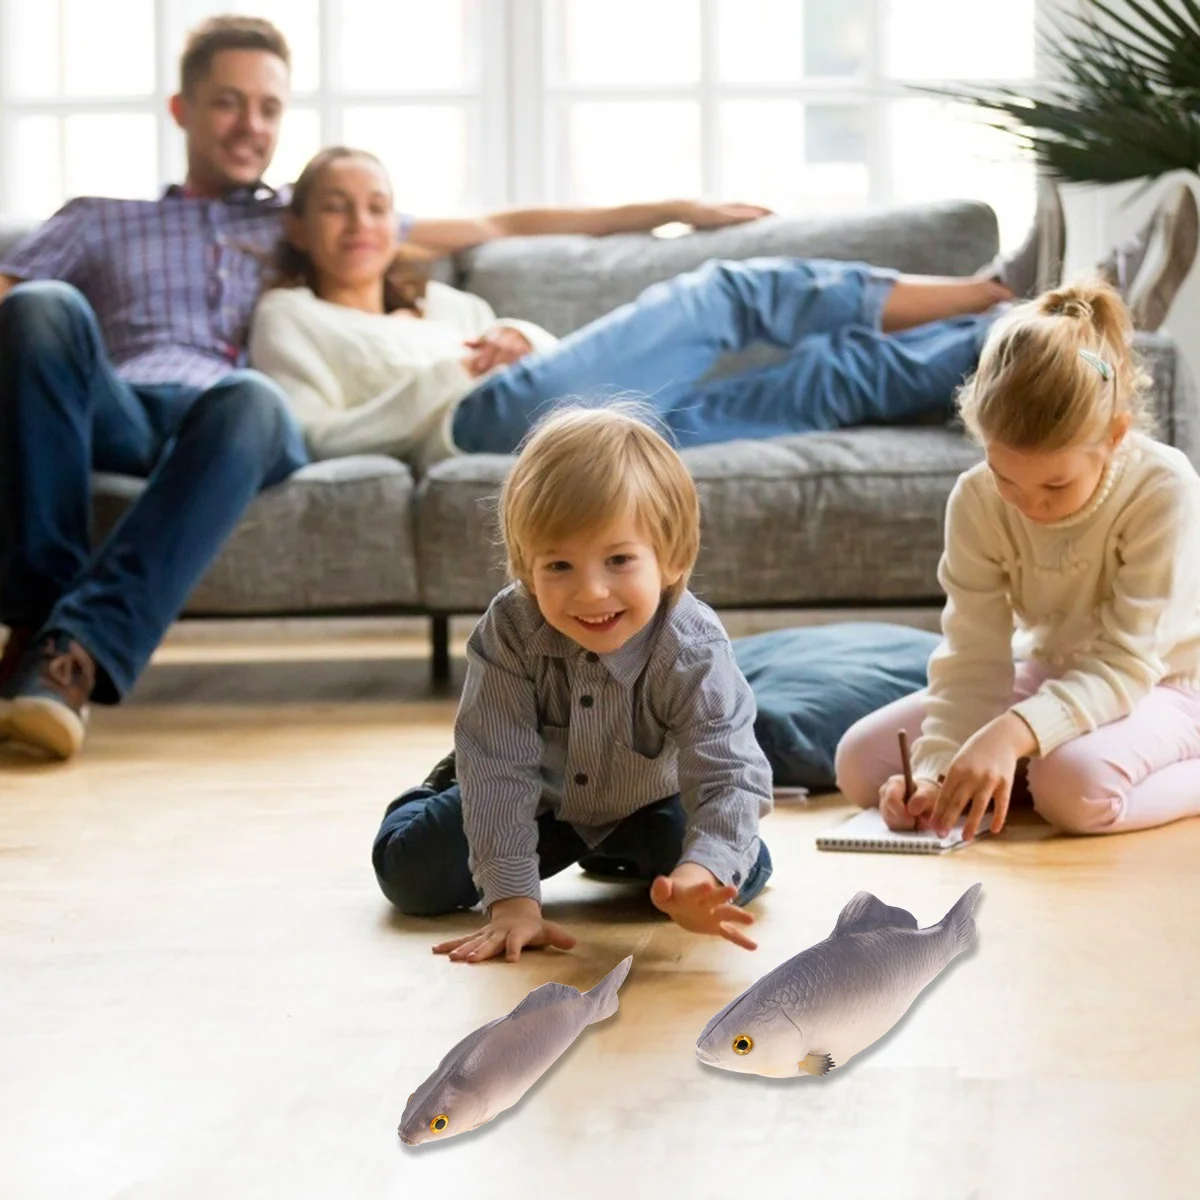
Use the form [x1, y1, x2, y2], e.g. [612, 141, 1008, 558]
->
[2, 202, 1195, 682]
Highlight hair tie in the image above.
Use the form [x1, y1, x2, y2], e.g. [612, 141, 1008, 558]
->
[1048, 297, 1091, 320]
[1078, 348, 1112, 380]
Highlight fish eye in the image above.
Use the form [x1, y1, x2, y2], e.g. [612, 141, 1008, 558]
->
[732, 1033, 754, 1055]
[430, 1113, 450, 1133]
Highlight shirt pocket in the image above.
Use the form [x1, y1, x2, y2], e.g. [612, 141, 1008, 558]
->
[608, 738, 676, 799]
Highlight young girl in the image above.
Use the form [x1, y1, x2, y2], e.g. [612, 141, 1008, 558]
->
[835, 279, 1200, 842]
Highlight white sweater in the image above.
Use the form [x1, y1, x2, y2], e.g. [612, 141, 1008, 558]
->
[912, 433, 1200, 782]
[248, 282, 559, 470]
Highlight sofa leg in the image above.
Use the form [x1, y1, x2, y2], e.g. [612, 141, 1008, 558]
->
[430, 615, 451, 687]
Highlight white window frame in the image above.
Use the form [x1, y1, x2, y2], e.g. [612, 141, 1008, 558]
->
[0, 0, 1065, 219]
[0, 0, 510, 216]
[533, 0, 1055, 212]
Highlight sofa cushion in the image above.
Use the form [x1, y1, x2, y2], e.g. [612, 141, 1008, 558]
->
[414, 426, 983, 612]
[455, 201, 999, 338]
[731, 622, 940, 790]
[91, 456, 421, 614]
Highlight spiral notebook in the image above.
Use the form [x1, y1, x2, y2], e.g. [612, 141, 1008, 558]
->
[816, 807, 983, 854]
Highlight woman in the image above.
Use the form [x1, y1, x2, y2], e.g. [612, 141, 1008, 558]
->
[249, 146, 1061, 471]
[248, 148, 560, 469]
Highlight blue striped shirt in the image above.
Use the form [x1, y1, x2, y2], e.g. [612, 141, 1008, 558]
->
[0, 186, 414, 390]
[455, 583, 773, 910]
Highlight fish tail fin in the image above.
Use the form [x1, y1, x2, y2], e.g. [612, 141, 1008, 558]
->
[584, 955, 633, 1024]
[938, 882, 982, 958]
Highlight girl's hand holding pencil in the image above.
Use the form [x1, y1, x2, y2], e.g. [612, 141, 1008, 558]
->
[878, 729, 942, 832]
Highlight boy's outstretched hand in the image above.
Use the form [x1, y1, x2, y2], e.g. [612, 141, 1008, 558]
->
[433, 896, 577, 964]
[649, 863, 757, 951]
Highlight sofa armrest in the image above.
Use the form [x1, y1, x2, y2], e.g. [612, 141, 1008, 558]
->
[1136, 332, 1200, 465]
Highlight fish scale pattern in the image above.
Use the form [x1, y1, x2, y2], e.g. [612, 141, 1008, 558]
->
[751, 928, 948, 1025]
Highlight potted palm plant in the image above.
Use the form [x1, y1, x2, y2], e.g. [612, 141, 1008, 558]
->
[934, 0, 1200, 184]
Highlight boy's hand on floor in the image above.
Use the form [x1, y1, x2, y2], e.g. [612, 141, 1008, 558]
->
[650, 864, 757, 951]
[432, 896, 577, 964]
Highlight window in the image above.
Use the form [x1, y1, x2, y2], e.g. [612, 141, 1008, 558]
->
[0, 0, 488, 219]
[540, 0, 1040, 247]
[0, 0, 1042, 247]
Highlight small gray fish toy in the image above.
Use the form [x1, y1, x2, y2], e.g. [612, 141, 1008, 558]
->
[696, 884, 981, 1078]
[399, 956, 633, 1145]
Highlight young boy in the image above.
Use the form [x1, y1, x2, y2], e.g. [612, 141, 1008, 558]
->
[371, 405, 773, 961]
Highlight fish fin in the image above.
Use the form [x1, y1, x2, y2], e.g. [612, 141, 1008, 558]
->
[583, 955, 633, 1024]
[937, 882, 982, 957]
[798, 1052, 835, 1076]
[506, 981, 582, 1022]
[832, 891, 918, 936]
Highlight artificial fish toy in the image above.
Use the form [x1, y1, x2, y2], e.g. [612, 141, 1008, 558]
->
[695, 884, 981, 1078]
[399, 956, 633, 1145]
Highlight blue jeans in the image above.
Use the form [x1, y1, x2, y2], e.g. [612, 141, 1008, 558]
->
[0, 281, 308, 701]
[452, 257, 993, 453]
[373, 778, 773, 917]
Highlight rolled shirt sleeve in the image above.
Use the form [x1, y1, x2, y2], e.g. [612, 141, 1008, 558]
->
[0, 199, 92, 285]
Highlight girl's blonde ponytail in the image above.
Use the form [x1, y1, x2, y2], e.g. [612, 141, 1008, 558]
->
[958, 277, 1151, 450]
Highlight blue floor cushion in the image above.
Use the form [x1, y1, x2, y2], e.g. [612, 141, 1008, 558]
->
[731, 622, 940, 791]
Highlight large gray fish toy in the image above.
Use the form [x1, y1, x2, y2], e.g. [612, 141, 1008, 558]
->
[399, 956, 633, 1145]
[696, 884, 981, 1078]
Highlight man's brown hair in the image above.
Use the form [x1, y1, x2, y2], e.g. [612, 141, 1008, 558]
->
[179, 15, 291, 95]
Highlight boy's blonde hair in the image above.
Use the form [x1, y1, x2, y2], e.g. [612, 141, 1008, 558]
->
[499, 404, 700, 606]
[957, 278, 1153, 451]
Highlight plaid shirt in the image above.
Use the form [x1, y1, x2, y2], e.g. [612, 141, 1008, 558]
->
[0, 185, 414, 390]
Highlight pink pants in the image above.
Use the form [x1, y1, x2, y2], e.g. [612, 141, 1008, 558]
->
[835, 663, 1200, 834]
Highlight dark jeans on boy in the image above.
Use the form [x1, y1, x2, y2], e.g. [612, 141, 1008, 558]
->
[373, 767, 773, 917]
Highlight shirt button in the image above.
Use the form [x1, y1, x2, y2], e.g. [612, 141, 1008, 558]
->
[732, 871, 742, 885]
[585, 652, 599, 663]
[580, 695, 594, 708]
[574, 773, 589, 786]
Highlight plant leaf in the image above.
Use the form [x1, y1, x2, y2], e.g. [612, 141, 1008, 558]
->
[923, 0, 1200, 184]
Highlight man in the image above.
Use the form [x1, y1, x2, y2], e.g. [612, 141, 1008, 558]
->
[0, 15, 767, 761]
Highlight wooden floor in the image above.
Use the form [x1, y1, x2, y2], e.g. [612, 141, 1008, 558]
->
[1, 625, 1198, 1200]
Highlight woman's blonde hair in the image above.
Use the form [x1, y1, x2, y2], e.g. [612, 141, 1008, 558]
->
[957, 277, 1152, 450]
[500, 404, 701, 606]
